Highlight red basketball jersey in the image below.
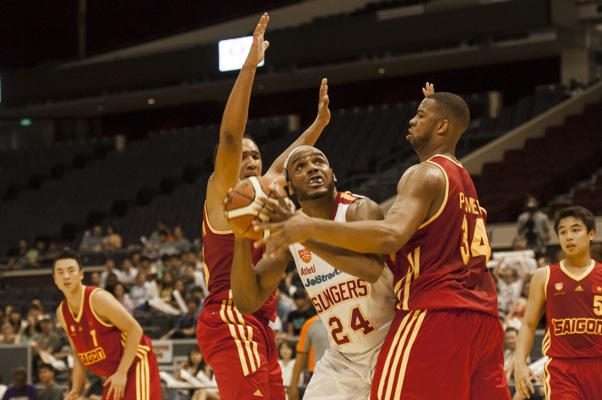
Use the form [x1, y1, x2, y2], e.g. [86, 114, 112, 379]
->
[389, 155, 499, 316]
[202, 203, 277, 322]
[543, 261, 602, 359]
[59, 286, 154, 377]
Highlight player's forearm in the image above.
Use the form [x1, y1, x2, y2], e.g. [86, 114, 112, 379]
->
[231, 237, 269, 314]
[116, 323, 144, 374]
[515, 324, 536, 364]
[71, 356, 87, 394]
[303, 239, 384, 283]
[290, 352, 307, 387]
[309, 218, 404, 254]
[219, 64, 258, 145]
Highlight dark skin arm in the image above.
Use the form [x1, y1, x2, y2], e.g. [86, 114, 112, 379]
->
[232, 196, 387, 314]
[256, 162, 446, 255]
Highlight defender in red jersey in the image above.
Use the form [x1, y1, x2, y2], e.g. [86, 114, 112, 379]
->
[515, 206, 602, 400]
[259, 91, 510, 399]
[53, 249, 160, 400]
[196, 13, 330, 399]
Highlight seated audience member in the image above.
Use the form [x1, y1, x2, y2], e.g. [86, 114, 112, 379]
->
[101, 225, 122, 251]
[0, 324, 21, 345]
[172, 226, 192, 254]
[99, 258, 123, 289]
[2, 367, 37, 400]
[278, 341, 302, 390]
[118, 258, 138, 286]
[286, 290, 317, 336]
[34, 364, 63, 400]
[112, 283, 135, 315]
[180, 346, 219, 400]
[161, 297, 199, 339]
[79, 225, 104, 252]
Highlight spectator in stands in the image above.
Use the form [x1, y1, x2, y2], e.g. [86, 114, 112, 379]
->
[157, 270, 175, 302]
[101, 225, 122, 251]
[278, 341, 300, 391]
[128, 270, 154, 310]
[23, 303, 43, 338]
[170, 278, 189, 312]
[35, 364, 63, 400]
[118, 258, 138, 286]
[6, 239, 28, 266]
[179, 346, 219, 400]
[6, 307, 26, 338]
[1, 367, 37, 400]
[190, 287, 205, 318]
[183, 264, 204, 294]
[112, 283, 134, 315]
[99, 258, 123, 289]
[161, 297, 198, 339]
[103, 272, 119, 295]
[493, 256, 530, 318]
[79, 225, 103, 252]
[88, 272, 101, 287]
[289, 315, 329, 400]
[23, 239, 48, 268]
[172, 226, 192, 253]
[286, 290, 316, 336]
[31, 315, 64, 374]
[517, 195, 550, 258]
[0, 323, 20, 345]
[503, 327, 522, 382]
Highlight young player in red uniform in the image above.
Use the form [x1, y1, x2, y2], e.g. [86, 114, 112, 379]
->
[53, 248, 161, 400]
[258, 91, 510, 399]
[196, 12, 330, 399]
[515, 206, 602, 400]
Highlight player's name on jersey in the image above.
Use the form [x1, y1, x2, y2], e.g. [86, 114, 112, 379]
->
[459, 192, 483, 215]
[310, 278, 369, 314]
[303, 268, 342, 287]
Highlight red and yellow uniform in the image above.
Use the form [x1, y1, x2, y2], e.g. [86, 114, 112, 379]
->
[196, 203, 284, 400]
[59, 285, 160, 399]
[372, 155, 509, 400]
[541, 261, 602, 399]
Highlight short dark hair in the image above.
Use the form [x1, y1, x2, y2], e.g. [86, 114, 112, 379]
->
[554, 206, 596, 235]
[53, 247, 83, 273]
[504, 327, 518, 335]
[427, 92, 470, 134]
[38, 363, 55, 373]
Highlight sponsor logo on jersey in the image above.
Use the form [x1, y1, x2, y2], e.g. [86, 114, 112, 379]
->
[300, 265, 316, 276]
[552, 318, 602, 336]
[310, 278, 370, 314]
[253, 389, 264, 397]
[575, 285, 584, 292]
[298, 249, 312, 263]
[303, 268, 342, 287]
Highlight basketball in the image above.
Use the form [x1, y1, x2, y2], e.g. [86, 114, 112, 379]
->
[225, 176, 278, 240]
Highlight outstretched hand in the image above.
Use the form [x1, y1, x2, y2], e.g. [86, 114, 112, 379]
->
[316, 78, 331, 125]
[104, 370, 127, 400]
[244, 12, 270, 68]
[513, 362, 537, 399]
[422, 81, 435, 97]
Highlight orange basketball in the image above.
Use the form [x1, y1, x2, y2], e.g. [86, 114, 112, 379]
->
[224, 176, 277, 240]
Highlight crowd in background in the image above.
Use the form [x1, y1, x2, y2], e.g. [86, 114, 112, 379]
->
[1, 206, 601, 399]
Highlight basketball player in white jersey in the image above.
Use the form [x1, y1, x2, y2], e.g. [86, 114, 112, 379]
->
[231, 146, 396, 400]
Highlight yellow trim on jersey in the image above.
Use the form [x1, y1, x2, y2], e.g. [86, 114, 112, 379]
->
[89, 288, 115, 328]
[135, 348, 151, 400]
[418, 161, 448, 229]
[559, 260, 595, 281]
[219, 297, 261, 376]
[394, 247, 421, 311]
[544, 266, 550, 301]
[377, 310, 427, 400]
[543, 356, 553, 399]
[339, 192, 358, 202]
[204, 201, 233, 235]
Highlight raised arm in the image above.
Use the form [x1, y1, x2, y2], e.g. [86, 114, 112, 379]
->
[264, 78, 330, 183]
[258, 162, 445, 255]
[514, 267, 548, 399]
[230, 236, 291, 314]
[92, 289, 145, 400]
[210, 13, 270, 201]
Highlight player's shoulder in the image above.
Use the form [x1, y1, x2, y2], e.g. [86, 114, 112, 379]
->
[345, 196, 384, 222]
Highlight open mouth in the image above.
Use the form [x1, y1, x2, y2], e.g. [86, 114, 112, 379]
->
[308, 176, 324, 185]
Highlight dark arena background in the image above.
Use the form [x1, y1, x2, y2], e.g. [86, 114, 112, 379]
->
[1, 1, 602, 398]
